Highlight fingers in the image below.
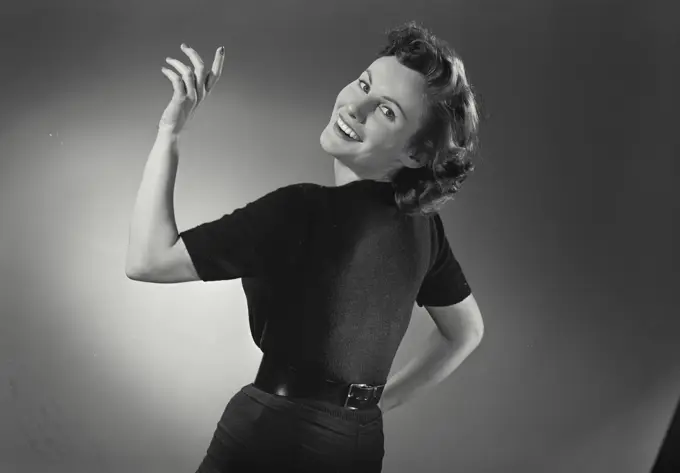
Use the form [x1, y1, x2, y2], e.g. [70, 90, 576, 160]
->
[166, 44, 224, 104]
[165, 57, 197, 105]
[163, 43, 224, 112]
[160, 67, 185, 100]
[180, 43, 206, 103]
[206, 47, 225, 94]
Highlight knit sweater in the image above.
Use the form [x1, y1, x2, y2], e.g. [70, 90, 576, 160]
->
[180, 179, 471, 385]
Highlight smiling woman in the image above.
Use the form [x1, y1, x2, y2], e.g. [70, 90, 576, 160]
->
[320, 54, 429, 184]
[321, 22, 481, 213]
[126, 20, 483, 473]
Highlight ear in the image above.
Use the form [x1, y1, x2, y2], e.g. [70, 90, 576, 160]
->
[399, 151, 425, 169]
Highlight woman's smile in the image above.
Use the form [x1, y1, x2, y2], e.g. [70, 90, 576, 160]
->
[334, 117, 362, 142]
[319, 55, 429, 183]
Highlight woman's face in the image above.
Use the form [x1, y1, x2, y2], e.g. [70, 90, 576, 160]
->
[320, 55, 428, 181]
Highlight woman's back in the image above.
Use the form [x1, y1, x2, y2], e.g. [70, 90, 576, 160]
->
[243, 180, 434, 385]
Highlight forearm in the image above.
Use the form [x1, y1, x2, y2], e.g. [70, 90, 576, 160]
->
[126, 128, 181, 270]
[381, 327, 481, 412]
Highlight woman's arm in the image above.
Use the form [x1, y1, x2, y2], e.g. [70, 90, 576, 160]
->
[380, 294, 484, 412]
[125, 44, 224, 283]
[125, 128, 199, 281]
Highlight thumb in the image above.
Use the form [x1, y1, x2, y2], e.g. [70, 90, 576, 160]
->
[206, 46, 225, 93]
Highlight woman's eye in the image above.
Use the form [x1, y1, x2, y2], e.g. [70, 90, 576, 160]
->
[381, 105, 395, 120]
[357, 79, 395, 120]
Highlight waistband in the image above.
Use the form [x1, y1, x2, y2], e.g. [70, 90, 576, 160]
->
[242, 383, 382, 425]
[250, 351, 384, 422]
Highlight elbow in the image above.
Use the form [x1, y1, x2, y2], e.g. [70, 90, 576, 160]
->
[125, 244, 156, 281]
[125, 254, 150, 281]
[472, 316, 485, 344]
[464, 320, 485, 348]
[468, 307, 485, 345]
[473, 324, 484, 346]
[125, 264, 146, 281]
[441, 323, 484, 349]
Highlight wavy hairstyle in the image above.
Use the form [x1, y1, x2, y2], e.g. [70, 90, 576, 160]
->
[376, 21, 482, 216]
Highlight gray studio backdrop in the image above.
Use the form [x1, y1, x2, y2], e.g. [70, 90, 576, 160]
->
[1, 1, 678, 472]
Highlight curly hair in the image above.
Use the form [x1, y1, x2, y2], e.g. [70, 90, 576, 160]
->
[376, 21, 482, 216]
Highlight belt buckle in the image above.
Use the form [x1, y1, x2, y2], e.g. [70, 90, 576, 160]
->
[344, 383, 383, 410]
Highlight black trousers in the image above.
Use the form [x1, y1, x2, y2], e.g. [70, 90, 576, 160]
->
[195, 383, 385, 473]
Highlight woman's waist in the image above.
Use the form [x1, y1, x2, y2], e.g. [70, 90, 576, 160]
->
[252, 350, 386, 412]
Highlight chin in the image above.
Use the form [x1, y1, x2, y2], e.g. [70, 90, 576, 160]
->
[319, 125, 342, 157]
[319, 127, 329, 152]
[320, 124, 371, 178]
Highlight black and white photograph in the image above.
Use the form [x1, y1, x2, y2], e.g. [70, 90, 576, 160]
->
[1, 1, 677, 472]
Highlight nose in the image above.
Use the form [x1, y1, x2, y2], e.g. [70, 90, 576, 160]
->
[347, 103, 362, 123]
[347, 98, 374, 124]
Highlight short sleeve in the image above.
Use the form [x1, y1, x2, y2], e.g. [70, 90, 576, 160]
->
[179, 184, 311, 281]
[416, 214, 471, 307]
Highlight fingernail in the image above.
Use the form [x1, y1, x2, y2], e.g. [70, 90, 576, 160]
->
[219, 46, 225, 55]
[181, 43, 187, 49]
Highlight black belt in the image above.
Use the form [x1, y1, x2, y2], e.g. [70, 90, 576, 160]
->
[253, 351, 385, 410]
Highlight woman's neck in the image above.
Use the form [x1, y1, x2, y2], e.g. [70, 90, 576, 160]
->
[333, 159, 361, 187]
[333, 159, 392, 186]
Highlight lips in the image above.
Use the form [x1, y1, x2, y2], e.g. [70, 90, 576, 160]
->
[336, 115, 362, 142]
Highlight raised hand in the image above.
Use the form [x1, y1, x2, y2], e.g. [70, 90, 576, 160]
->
[158, 43, 225, 135]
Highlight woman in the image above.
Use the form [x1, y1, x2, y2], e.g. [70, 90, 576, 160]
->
[126, 21, 485, 473]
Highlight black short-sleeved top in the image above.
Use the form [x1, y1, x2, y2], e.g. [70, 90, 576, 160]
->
[180, 179, 471, 385]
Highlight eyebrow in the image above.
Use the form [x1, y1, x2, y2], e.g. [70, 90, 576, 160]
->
[365, 69, 408, 120]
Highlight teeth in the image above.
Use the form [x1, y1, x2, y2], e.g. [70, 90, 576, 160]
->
[337, 117, 359, 141]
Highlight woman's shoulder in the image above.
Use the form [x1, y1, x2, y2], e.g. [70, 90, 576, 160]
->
[260, 183, 325, 215]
